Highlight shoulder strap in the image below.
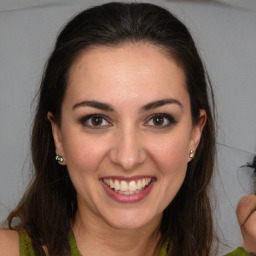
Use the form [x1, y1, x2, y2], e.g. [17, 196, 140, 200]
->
[19, 228, 81, 256]
[19, 229, 36, 256]
[157, 240, 171, 256]
[68, 230, 82, 256]
[224, 247, 251, 256]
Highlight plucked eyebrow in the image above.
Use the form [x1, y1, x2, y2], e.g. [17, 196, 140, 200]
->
[72, 100, 114, 111]
[72, 98, 182, 112]
[141, 98, 182, 111]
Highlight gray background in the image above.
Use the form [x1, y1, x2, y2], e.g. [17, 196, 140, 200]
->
[0, 0, 255, 254]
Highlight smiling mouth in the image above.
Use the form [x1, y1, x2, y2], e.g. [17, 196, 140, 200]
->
[102, 178, 153, 195]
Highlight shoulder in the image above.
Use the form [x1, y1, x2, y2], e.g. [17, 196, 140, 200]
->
[224, 247, 251, 256]
[0, 229, 19, 256]
[237, 195, 256, 224]
[237, 195, 256, 253]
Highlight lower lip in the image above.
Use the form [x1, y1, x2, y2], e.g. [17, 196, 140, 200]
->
[101, 180, 155, 203]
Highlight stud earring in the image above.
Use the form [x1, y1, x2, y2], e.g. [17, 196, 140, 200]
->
[189, 150, 195, 159]
[55, 154, 64, 163]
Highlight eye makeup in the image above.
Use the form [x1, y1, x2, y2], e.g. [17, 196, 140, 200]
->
[78, 112, 177, 131]
[78, 114, 112, 129]
[144, 113, 177, 129]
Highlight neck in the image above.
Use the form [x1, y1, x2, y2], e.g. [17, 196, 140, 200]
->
[72, 208, 162, 256]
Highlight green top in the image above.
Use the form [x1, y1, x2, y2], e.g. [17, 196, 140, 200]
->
[19, 229, 81, 256]
[18, 229, 169, 256]
[19, 229, 250, 256]
[224, 247, 251, 256]
[19, 229, 36, 256]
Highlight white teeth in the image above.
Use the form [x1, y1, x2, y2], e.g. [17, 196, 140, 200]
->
[103, 178, 109, 186]
[128, 181, 136, 192]
[120, 180, 128, 191]
[142, 178, 146, 188]
[109, 179, 114, 188]
[114, 180, 120, 190]
[103, 178, 152, 194]
[137, 180, 142, 190]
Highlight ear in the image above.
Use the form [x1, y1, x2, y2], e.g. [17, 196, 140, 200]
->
[188, 109, 207, 161]
[47, 112, 65, 165]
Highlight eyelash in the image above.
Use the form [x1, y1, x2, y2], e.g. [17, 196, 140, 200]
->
[79, 114, 112, 129]
[79, 113, 176, 129]
[145, 113, 177, 128]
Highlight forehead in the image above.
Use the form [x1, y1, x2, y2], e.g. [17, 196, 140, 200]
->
[66, 43, 188, 108]
[69, 42, 184, 79]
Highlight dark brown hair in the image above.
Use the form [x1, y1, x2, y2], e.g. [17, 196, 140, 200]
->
[6, 2, 216, 255]
[241, 156, 256, 194]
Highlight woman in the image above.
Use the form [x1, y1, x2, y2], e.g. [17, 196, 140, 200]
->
[0, 2, 217, 255]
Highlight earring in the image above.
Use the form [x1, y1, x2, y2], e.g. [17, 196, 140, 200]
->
[189, 150, 195, 159]
[55, 154, 64, 163]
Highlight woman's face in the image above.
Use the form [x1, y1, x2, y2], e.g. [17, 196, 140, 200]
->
[49, 43, 206, 230]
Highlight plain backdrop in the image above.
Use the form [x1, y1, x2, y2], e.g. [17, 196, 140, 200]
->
[0, 0, 255, 255]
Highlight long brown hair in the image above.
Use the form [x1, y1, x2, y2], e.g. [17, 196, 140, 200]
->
[6, 2, 216, 255]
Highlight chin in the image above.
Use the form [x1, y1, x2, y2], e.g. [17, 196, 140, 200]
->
[102, 209, 161, 231]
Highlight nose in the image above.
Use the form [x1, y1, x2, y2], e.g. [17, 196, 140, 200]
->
[108, 126, 147, 170]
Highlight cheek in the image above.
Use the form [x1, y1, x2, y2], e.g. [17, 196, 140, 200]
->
[149, 138, 189, 211]
[148, 132, 190, 203]
[62, 134, 110, 200]
[148, 132, 191, 173]
[62, 131, 109, 174]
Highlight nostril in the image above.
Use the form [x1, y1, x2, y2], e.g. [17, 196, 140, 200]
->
[108, 145, 147, 169]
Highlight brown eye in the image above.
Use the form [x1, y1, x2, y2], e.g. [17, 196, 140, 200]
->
[152, 116, 164, 126]
[146, 113, 176, 128]
[91, 116, 103, 126]
[79, 114, 111, 128]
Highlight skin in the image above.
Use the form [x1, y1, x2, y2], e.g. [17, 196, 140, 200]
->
[0, 43, 206, 256]
[49, 43, 206, 256]
[0, 230, 19, 256]
[237, 194, 256, 253]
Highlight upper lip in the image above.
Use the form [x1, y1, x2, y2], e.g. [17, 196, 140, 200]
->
[101, 176, 155, 193]
[100, 175, 156, 182]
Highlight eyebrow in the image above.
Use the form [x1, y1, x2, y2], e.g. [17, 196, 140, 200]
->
[72, 100, 114, 111]
[72, 98, 182, 112]
[141, 98, 182, 111]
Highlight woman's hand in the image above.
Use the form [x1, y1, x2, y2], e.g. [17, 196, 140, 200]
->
[237, 195, 256, 253]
